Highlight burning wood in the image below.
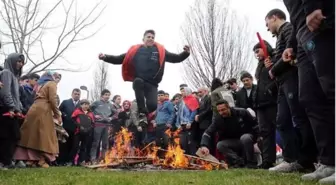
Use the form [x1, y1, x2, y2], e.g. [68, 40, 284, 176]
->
[86, 127, 228, 171]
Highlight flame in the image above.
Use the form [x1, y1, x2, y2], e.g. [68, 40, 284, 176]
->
[104, 127, 133, 164]
[163, 129, 189, 168]
[103, 127, 220, 170]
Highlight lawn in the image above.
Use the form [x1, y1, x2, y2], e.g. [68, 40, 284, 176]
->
[0, 167, 318, 185]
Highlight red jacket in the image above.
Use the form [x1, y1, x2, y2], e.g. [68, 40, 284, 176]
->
[121, 43, 166, 82]
[71, 108, 95, 134]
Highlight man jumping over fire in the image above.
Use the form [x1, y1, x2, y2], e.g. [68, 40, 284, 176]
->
[98, 29, 190, 130]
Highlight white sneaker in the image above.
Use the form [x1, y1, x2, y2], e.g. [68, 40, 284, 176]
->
[0, 163, 8, 170]
[319, 173, 335, 184]
[269, 161, 303, 172]
[302, 164, 335, 181]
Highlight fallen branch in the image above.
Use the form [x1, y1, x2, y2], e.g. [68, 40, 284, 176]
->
[157, 148, 228, 169]
[86, 158, 154, 169]
[86, 162, 120, 169]
[108, 156, 153, 160]
[140, 141, 155, 152]
[123, 159, 154, 165]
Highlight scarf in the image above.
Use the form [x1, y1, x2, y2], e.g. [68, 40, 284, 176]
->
[122, 100, 131, 111]
[34, 70, 56, 92]
[182, 87, 199, 111]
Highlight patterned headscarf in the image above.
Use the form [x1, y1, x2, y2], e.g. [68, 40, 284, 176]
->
[34, 70, 58, 93]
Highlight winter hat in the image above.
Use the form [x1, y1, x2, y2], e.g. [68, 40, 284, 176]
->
[240, 72, 253, 81]
[80, 99, 90, 105]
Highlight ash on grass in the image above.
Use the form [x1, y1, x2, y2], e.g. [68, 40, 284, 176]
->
[0, 167, 317, 185]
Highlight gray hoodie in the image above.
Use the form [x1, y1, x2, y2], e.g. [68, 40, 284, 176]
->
[0, 53, 24, 112]
[90, 99, 115, 123]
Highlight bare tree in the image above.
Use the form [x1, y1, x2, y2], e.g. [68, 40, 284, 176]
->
[90, 62, 109, 101]
[181, 0, 254, 89]
[0, 0, 106, 74]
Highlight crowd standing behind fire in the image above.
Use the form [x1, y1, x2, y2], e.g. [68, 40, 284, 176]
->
[0, 3, 335, 184]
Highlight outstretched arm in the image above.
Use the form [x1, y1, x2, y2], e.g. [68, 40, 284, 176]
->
[99, 53, 126, 65]
[165, 46, 190, 63]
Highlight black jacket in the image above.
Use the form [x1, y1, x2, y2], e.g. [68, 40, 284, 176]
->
[200, 108, 258, 147]
[59, 99, 80, 132]
[19, 85, 35, 114]
[235, 84, 257, 110]
[270, 22, 298, 83]
[255, 63, 277, 109]
[197, 95, 212, 130]
[103, 47, 189, 86]
[283, 0, 335, 53]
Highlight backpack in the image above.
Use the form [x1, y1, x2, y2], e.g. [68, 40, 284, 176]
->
[77, 114, 93, 133]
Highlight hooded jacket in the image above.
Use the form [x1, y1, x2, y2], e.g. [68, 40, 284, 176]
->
[0, 53, 24, 112]
[253, 41, 278, 109]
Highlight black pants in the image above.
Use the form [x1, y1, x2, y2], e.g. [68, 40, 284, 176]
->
[128, 125, 145, 148]
[296, 25, 335, 166]
[85, 130, 94, 162]
[133, 78, 158, 114]
[0, 108, 20, 166]
[69, 132, 91, 164]
[57, 130, 74, 164]
[180, 127, 197, 155]
[0, 139, 17, 166]
[217, 134, 254, 166]
[276, 75, 317, 165]
[155, 124, 169, 149]
[257, 106, 277, 164]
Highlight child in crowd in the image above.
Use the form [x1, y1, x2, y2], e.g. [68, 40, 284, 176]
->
[70, 99, 94, 166]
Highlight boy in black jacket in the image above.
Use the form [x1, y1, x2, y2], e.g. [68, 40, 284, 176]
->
[70, 99, 95, 166]
[253, 40, 278, 169]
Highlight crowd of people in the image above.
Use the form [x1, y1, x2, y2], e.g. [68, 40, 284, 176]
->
[0, 2, 334, 184]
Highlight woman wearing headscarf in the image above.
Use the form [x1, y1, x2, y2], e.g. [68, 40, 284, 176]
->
[13, 71, 61, 168]
[0, 53, 24, 169]
[176, 87, 199, 155]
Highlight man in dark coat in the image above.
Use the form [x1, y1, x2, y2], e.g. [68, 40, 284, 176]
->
[265, 8, 317, 173]
[195, 87, 212, 149]
[57, 88, 81, 165]
[281, 0, 334, 183]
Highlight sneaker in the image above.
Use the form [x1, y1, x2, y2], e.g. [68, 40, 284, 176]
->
[302, 164, 335, 181]
[5, 161, 16, 169]
[139, 113, 148, 127]
[258, 162, 274, 169]
[319, 173, 335, 184]
[37, 160, 49, 168]
[16, 161, 26, 168]
[0, 163, 8, 170]
[269, 161, 303, 172]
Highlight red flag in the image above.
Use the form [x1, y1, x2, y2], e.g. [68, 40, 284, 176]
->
[256, 32, 269, 59]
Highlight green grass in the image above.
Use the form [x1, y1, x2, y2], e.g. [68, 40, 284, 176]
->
[0, 167, 318, 185]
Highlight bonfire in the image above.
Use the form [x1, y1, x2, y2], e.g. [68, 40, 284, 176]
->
[87, 127, 227, 171]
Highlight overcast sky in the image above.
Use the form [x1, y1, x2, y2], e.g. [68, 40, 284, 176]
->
[1, 0, 288, 102]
